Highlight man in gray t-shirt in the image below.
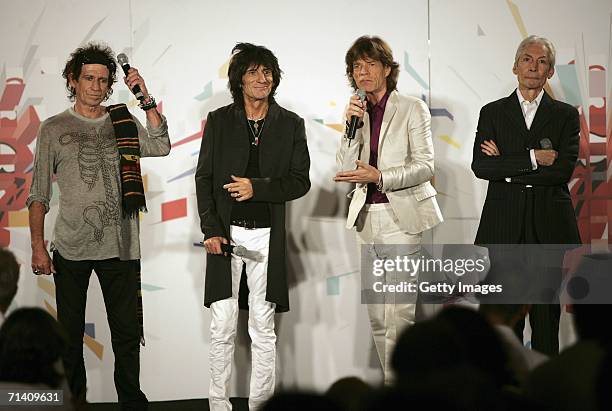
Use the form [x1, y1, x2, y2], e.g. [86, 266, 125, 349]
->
[27, 43, 170, 410]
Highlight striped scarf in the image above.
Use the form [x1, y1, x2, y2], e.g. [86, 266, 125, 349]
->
[107, 104, 147, 218]
[107, 104, 146, 345]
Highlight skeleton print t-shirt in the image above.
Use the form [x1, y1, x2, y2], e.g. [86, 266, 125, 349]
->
[27, 108, 170, 261]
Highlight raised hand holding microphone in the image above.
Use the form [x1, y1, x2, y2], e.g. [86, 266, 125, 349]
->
[116, 53, 162, 126]
[117, 53, 147, 100]
[335, 89, 382, 183]
[345, 89, 367, 145]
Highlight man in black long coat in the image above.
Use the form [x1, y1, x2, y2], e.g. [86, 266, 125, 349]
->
[195, 43, 310, 411]
[472, 35, 581, 356]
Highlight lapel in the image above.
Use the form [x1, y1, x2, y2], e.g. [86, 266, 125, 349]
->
[377, 90, 398, 156]
[230, 104, 251, 167]
[528, 91, 554, 141]
[258, 101, 280, 172]
[261, 100, 280, 145]
[503, 90, 529, 138]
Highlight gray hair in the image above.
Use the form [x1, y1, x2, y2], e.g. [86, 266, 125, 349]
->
[514, 35, 556, 68]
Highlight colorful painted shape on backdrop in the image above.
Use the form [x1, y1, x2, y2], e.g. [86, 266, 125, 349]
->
[195, 81, 213, 101]
[0, 77, 41, 247]
[326, 271, 358, 296]
[161, 198, 187, 221]
[403, 52, 429, 90]
[568, 62, 611, 246]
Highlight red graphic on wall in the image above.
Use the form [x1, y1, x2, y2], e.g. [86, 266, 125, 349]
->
[570, 65, 610, 245]
[171, 119, 205, 149]
[161, 197, 187, 221]
[0, 77, 40, 246]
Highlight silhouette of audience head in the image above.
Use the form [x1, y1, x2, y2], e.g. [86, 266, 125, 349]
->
[435, 306, 512, 386]
[325, 376, 374, 411]
[388, 306, 521, 409]
[478, 304, 530, 328]
[0, 247, 20, 315]
[261, 391, 341, 411]
[573, 303, 612, 344]
[597, 351, 612, 411]
[391, 312, 464, 384]
[0, 307, 67, 388]
[393, 306, 511, 388]
[366, 366, 502, 411]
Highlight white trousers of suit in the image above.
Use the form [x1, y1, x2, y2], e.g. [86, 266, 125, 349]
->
[356, 203, 422, 385]
[209, 226, 276, 411]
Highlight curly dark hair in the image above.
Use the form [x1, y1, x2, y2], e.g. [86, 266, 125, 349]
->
[227, 42, 282, 104]
[0, 308, 67, 388]
[345, 36, 400, 92]
[62, 42, 117, 102]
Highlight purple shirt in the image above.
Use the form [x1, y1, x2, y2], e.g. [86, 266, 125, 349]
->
[366, 92, 390, 204]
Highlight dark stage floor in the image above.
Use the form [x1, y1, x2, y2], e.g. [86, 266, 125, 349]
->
[89, 398, 248, 411]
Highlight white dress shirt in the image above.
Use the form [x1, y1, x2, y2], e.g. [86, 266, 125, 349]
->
[518, 88, 545, 129]
[506, 88, 544, 183]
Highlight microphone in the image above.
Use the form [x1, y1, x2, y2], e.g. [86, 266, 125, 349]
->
[347, 89, 367, 144]
[221, 243, 248, 257]
[117, 53, 144, 101]
[540, 138, 553, 149]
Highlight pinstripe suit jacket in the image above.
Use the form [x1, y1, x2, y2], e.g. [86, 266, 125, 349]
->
[471, 90, 581, 244]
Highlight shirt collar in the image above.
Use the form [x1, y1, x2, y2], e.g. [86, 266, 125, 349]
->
[516, 88, 544, 107]
[368, 91, 391, 112]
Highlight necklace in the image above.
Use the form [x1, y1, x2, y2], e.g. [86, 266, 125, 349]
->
[247, 117, 265, 146]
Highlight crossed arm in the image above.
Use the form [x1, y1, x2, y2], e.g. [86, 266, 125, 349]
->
[471, 106, 578, 185]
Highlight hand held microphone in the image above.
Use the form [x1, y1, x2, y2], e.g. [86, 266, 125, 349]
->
[221, 243, 247, 257]
[540, 138, 553, 149]
[347, 89, 367, 145]
[117, 53, 144, 101]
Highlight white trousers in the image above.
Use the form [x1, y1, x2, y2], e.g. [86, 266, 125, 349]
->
[356, 203, 422, 385]
[209, 226, 276, 411]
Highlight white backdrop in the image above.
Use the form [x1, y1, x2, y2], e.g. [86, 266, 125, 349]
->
[1, 0, 610, 403]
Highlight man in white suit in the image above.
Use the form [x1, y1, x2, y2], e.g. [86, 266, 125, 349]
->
[334, 35, 443, 384]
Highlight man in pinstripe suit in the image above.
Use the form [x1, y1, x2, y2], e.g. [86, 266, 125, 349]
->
[471, 35, 581, 356]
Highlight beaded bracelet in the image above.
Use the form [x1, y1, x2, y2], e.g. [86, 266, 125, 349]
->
[139, 95, 157, 111]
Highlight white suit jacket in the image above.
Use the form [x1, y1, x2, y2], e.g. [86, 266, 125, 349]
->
[337, 91, 443, 234]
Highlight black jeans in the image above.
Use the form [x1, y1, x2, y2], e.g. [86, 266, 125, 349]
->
[53, 252, 148, 410]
